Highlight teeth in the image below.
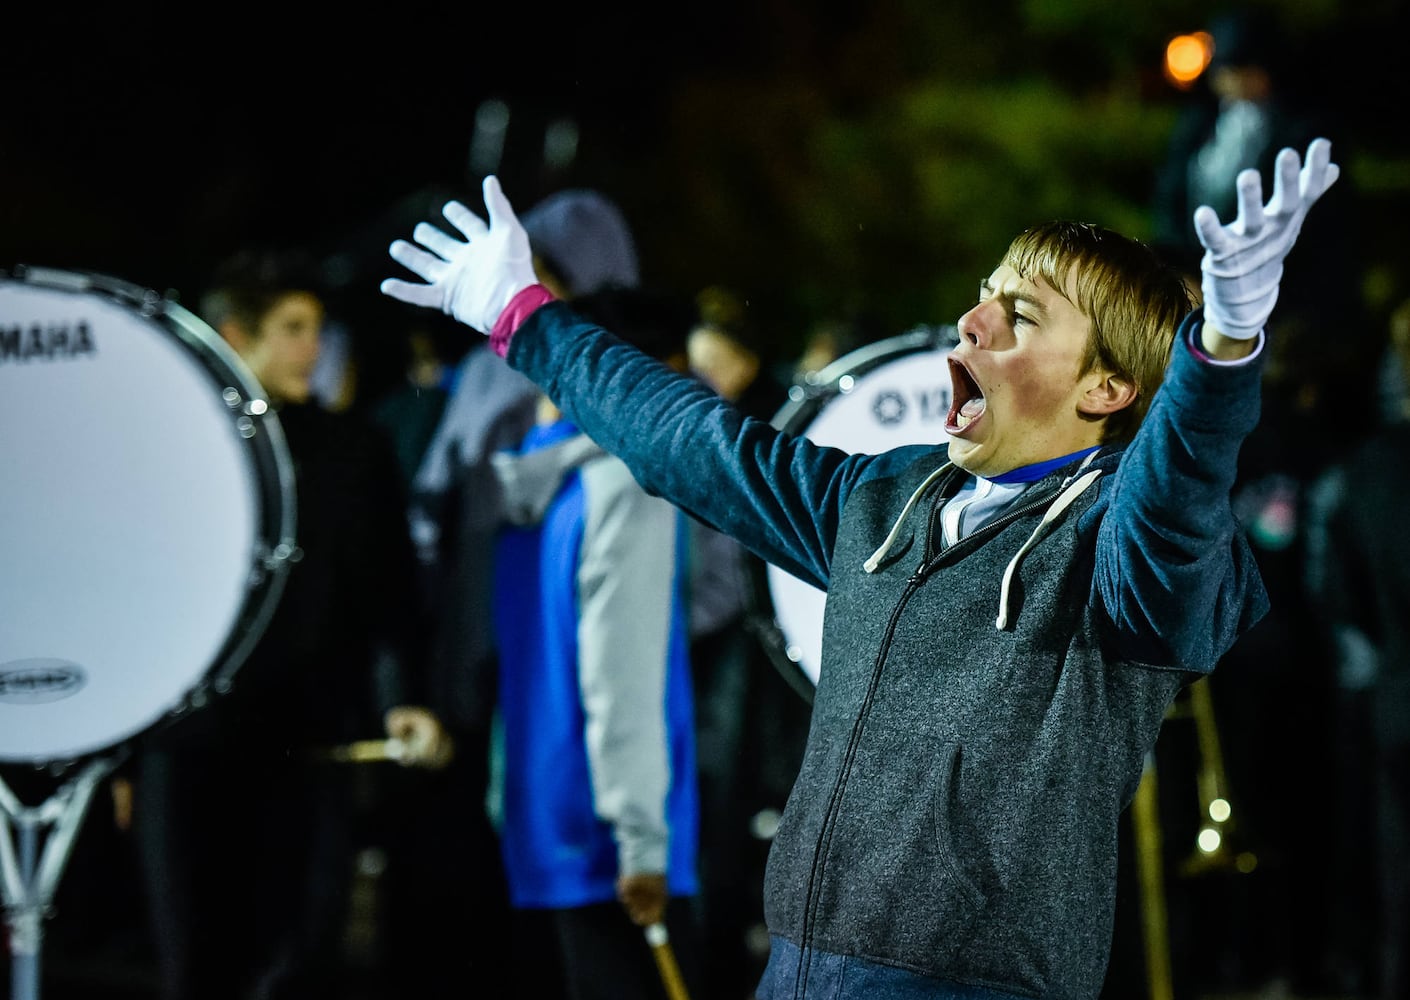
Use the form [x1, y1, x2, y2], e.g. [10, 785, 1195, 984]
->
[954, 397, 984, 429]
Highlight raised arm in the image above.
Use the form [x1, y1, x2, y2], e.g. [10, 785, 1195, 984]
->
[378, 177, 905, 592]
[1094, 139, 1339, 670]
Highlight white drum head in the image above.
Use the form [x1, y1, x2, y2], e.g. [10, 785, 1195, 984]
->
[0, 269, 294, 764]
[764, 328, 956, 689]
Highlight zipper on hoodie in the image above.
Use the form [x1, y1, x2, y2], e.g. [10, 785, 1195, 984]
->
[792, 460, 1102, 994]
[794, 560, 927, 997]
[924, 479, 1064, 564]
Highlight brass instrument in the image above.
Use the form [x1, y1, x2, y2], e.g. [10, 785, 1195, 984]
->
[1168, 677, 1258, 878]
[1131, 676, 1257, 1000]
[1131, 752, 1173, 1000]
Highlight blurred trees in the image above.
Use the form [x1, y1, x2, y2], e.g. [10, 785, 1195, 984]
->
[587, 0, 1405, 358]
[4, 0, 1404, 368]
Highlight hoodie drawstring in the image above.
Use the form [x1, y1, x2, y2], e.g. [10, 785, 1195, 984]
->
[863, 463, 953, 573]
[863, 454, 1104, 628]
[995, 458, 1102, 629]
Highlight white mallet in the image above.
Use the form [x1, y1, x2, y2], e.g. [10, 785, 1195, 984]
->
[644, 922, 691, 1000]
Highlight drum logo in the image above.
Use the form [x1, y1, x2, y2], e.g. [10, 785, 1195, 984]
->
[871, 385, 952, 427]
[0, 659, 87, 702]
[0, 319, 97, 364]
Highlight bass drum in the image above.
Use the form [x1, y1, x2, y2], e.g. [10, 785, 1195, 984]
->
[0, 266, 298, 767]
[757, 325, 958, 700]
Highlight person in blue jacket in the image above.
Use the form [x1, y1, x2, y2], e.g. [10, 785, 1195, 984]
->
[488, 284, 706, 1000]
[380, 139, 1338, 999]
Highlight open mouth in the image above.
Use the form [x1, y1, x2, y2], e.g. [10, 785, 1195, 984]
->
[947, 356, 986, 433]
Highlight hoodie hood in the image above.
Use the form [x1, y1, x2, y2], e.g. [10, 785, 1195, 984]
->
[521, 190, 640, 297]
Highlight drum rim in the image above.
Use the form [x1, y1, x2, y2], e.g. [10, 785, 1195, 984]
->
[155, 282, 300, 694]
[0, 265, 299, 767]
[770, 324, 959, 436]
[753, 326, 959, 702]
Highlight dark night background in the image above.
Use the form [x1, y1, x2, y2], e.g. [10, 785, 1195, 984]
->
[6, 2, 1410, 998]
[5, 0, 1408, 401]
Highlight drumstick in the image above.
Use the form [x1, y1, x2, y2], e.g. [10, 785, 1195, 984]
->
[315, 738, 407, 763]
[644, 922, 691, 1000]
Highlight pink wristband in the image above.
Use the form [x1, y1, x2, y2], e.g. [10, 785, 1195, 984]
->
[489, 284, 557, 358]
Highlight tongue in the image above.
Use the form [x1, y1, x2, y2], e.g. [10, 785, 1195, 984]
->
[960, 397, 986, 419]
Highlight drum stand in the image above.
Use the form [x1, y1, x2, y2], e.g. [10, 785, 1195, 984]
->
[0, 751, 125, 1000]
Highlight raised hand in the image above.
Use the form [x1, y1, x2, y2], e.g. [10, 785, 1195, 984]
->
[1193, 137, 1340, 341]
[381, 175, 538, 334]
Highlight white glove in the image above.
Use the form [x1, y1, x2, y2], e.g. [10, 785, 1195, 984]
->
[380, 175, 538, 334]
[1193, 137, 1339, 340]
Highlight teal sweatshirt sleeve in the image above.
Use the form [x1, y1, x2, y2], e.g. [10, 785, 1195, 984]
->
[1091, 310, 1271, 673]
[507, 300, 920, 591]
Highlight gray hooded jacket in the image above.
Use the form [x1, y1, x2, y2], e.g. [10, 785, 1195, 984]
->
[505, 302, 1267, 999]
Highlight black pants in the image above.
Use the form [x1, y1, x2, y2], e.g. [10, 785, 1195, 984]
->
[510, 898, 705, 1000]
[1377, 741, 1410, 1000]
[372, 742, 514, 998]
[131, 748, 356, 1000]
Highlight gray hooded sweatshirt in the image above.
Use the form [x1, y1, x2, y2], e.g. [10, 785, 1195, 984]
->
[504, 302, 1267, 1000]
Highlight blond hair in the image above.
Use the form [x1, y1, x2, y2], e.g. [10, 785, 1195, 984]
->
[1001, 222, 1195, 444]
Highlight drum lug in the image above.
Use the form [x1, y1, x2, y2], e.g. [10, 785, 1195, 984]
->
[244, 542, 300, 589]
[222, 386, 271, 416]
[264, 541, 303, 570]
[786, 381, 830, 404]
[174, 676, 236, 709]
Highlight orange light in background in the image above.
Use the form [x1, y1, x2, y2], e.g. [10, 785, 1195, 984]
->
[1165, 31, 1214, 89]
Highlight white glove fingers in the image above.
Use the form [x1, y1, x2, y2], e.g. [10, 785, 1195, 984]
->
[1299, 138, 1339, 202]
[1268, 146, 1303, 218]
[483, 175, 524, 231]
[442, 200, 489, 240]
[388, 238, 449, 282]
[1320, 161, 1342, 196]
[1193, 205, 1233, 256]
[1196, 138, 1339, 344]
[1233, 168, 1266, 238]
[380, 277, 444, 309]
[380, 175, 541, 334]
[412, 222, 467, 262]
